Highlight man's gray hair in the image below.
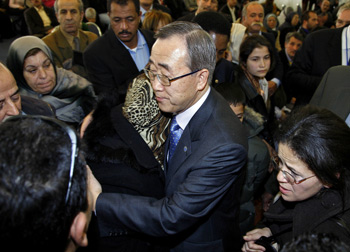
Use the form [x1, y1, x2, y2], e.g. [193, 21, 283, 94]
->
[155, 21, 216, 84]
[54, 0, 84, 13]
[337, 2, 350, 18]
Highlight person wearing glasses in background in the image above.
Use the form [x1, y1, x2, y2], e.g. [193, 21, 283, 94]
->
[0, 115, 102, 252]
[89, 21, 248, 252]
[242, 105, 350, 252]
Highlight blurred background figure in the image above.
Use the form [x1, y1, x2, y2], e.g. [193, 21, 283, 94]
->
[263, 13, 281, 51]
[142, 9, 172, 32]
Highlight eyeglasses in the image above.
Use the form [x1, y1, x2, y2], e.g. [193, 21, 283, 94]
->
[271, 156, 315, 185]
[144, 68, 200, 86]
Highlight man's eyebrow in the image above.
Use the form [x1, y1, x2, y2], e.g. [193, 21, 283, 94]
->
[149, 59, 171, 71]
[10, 89, 20, 97]
[0, 88, 19, 103]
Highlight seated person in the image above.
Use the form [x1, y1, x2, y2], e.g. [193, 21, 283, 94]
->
[83, 73, 171, 251]
[42, 0, 98, 78]
[0, 62, 55, 122]
[24, 0, 59, 38]
[6, 36, 97, 129]
[0, 115, 101, 251]
[242, 105, 350, 251]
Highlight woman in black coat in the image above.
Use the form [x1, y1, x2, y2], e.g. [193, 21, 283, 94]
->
[242, 105, 350, 251]
[83, 74, 171, 252]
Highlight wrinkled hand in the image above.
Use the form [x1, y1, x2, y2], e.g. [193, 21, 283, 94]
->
[80, 110, 94, 138]
[242, 227, 272, 252]
[268, 81, 277, 97]
[86, 165, 102, 212]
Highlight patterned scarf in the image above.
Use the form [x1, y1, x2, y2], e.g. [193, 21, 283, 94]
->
[122, 74, 171, 168]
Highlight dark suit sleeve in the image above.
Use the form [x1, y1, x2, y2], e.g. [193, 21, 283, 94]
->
[83, 40, 118, 95]
[24, 8, 43, 35]
[264, 32, 284, 83]
[286, 33, 323, 100]
[95, 143, 247, 237]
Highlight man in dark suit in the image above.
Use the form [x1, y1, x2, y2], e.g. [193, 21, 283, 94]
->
[90, 21, 248, 252]
[24, 0, 59, 38]
[287, 25, 347, 106]
[177, 0, 215, 21]
[193, 11, 238, 87]
[219, 0, 239, 23]
[278, 31, 303, 103]
[83, 0, 155, 102]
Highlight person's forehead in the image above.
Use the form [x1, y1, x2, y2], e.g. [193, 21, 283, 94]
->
[151, 36, 187, 69]
[339, 9, 350, 19]
[289, 37, 302, 44]
[0, 72, 17, 97]
[58, 0, 80, 10]
[110, 1, 138, 14]
[247, 4, 263, 14]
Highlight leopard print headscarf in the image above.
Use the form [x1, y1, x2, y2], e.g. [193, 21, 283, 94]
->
[122, 74, 171, 168]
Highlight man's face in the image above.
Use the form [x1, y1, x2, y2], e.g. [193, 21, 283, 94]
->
[306, 12, 318, 30]
[285, 37, 302, 60]
[196, 0, 213, 13]
[320, 0, 330, 13]
[31, 0, 42, 8]
[0, 69, 21, 122]
[109, 1, 141, 49]
[149, 36, 208, 114]
[242, 4, 264, 34]
[140, 0, 153, 8]
[209, 31, 229, 63]
[336, 9, 350, 28]
[56, 0, 83, 36]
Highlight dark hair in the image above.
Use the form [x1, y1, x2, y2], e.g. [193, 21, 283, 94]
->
[0, 116, 88, 252]
[274, 105, 350, 196]
[192, 11, 231, 38]
[239, 34, 275, 72]
[285, 31, 303, 44]
[215, 82, 246, 106]
[155, 21, 216, 84]
[281, 232, 350, 252]
[107, 0, 140, 14]
[301, 10, 316, 22]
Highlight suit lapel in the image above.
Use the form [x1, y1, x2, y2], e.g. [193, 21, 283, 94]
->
[165, 90, 216, 182]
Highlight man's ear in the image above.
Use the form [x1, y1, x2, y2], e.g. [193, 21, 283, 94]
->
[196, 69, 209, 91]
[69, 212, 89, 248]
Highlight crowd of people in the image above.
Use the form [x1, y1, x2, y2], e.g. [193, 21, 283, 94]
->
[1, 0, 350, 251]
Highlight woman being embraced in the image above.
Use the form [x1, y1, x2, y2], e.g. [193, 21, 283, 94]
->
[242, 105, 350, 251]
[6, 36, 97, 129]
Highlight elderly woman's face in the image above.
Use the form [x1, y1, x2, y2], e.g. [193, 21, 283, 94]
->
[276, 143, 325, 202]
[23, 51, 56, 94]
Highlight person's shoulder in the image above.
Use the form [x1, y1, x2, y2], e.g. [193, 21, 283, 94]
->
[21, 95, 56, 117]
[80, 29, 98, 41]
[42, 28, 59, 42]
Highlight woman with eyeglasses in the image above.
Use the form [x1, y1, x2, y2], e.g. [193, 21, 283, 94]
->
[242, 105, 350, 252]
